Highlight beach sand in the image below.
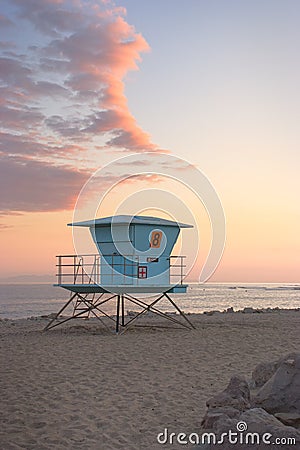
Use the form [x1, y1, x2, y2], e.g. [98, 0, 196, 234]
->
[0, 310, 299, 449]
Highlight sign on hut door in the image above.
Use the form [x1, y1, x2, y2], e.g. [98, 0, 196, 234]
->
[150, 230, 162, 248]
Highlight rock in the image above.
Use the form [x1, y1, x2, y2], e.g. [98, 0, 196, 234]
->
[275, 412, 300, 427]
[197, 354, 300, 450]
[192, 443, 210, 450]
[239, 407, 299, 434]
[201, 406, 240, 429]
[200, 376, 251, 444]
[201, 410, 228, 429]
[237, 408, 300, 448]
[206, 375, 251, 411]
[243, 307, 255, 313]
[193, 408, 300, 450]
[203, 311, 216, 316]
[253, 354, 300, 414]
[225, 307, 234, 313]
[41, 312, 58, 319]
[252, 352, 299, 387]
[201, 408, 300, 450]
[252, 360, 280, 388]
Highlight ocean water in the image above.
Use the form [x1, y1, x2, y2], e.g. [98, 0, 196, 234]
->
[0, 283, 299, 320]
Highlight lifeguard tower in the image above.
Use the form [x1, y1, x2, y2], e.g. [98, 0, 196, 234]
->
[45, 215, 195, 333]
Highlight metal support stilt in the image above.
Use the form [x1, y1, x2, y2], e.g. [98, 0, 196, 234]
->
[116, 294, 120, 333]
[43, 293, 77, 331]
[44, 290, 194, 334]
[164, 292, 196, 329]
[121, 294, 125, 327]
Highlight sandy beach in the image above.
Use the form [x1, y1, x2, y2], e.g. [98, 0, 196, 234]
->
[1, 310, 300, 450]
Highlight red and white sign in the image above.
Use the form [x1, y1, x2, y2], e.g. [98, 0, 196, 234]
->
[138, 266, 147, 279]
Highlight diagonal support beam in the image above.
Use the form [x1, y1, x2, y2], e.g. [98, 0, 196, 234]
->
[44, 290, 195, 334]
[43, 293, 77, 331]
[164, 292, 196, 329]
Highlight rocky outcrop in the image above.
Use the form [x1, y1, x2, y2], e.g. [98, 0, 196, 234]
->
[212, 408, 300, 450]
[195, 353, 300, 449]
[253, 354, 300, 414]
[206, 375, 251, 411]
[251, 352, 299, 387]
[274, 412, 300, 427]
[200, 375, 250, 431]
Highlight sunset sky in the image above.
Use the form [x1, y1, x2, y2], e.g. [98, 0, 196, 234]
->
[0, 0, 299, 282]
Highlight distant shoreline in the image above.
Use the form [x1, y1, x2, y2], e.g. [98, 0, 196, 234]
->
[1, 283, 299, 321]
[1, 306, 299, 324]
[0, 281, 299, 286]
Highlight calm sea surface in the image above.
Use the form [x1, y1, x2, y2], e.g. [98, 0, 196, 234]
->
[0, 283, 299, 320]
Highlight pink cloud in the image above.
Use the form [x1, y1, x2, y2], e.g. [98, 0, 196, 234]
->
[1, 2, 158, 152]
[0, 14, 14, 27]
[0, 0, 165, 217]
[12, 0, 83, 36]
[0, 131, 86, 158]
[0, 42, 16, 50]
[0, 57, 32, 88]
[0, 105, 44, 130]
[31, 1, 158, 150]
[0, 153, 163, 215]
[0, 154, 89, 212]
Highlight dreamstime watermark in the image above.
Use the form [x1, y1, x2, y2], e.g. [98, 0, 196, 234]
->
[157, 422, 297, 446]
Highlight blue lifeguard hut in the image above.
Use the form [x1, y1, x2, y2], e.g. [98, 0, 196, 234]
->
[45, 215, 195, 333]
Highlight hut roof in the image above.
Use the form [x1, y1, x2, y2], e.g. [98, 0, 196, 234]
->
[68, 215, 193, 228]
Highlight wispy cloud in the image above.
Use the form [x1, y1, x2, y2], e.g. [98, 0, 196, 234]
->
[0, 154, 89, 212]
[0, 14, 14, 27]
[0, 0, 161, 215]
[2, 0, 158, 151]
